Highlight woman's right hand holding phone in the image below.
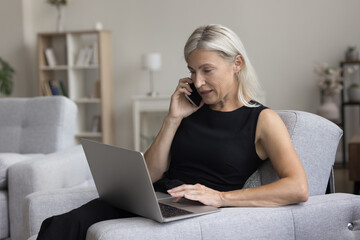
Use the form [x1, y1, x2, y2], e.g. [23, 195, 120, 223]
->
[168, 78, 203, 123]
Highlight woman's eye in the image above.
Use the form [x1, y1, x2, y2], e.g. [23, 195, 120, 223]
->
[204, 69, 212, 73]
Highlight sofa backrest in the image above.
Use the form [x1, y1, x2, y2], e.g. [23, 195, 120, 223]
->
[243, 110, 343, 197]
[0, 96, 77, 154]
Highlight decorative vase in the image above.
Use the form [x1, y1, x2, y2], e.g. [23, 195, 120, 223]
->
[348, 87, 360, 102]
[56, 4, 63, 32]
[317, 96, 340, 122]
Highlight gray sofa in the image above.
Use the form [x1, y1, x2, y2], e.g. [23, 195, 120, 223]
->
[0, 96, 92, 240]
[24, 111, 360, 239]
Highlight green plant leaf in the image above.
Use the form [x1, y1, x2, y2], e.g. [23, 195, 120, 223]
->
[0, 57, 15, 96]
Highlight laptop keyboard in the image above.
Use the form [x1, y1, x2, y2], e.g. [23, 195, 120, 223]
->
[159, 203, 193, 218]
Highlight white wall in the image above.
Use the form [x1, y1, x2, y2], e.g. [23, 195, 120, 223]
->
[2, 0, 360, 151]
[0, 0, 31, 96]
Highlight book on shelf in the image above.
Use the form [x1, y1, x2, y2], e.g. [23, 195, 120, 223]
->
[58, 80, 68, 97]
[75, 44, 98, 67]
[75, 48, 87, 66]
[48, 80, 60, 95]
[83, 46, 93, 66]
[42, 81, 53, 96]
[91, 115, 102, 132]
[90, 43, 98, 65]
[44, 48, 57, 67]
[46, 80, 68, 96]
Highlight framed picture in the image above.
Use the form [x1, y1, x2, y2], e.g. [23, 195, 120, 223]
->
[91, 115, 101, 132]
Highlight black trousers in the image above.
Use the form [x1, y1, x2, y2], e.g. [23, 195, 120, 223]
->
[36, 198, 136, 240]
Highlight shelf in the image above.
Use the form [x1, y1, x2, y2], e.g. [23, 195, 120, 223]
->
[339, 59, 360, 166]
[342, 101, 360, 106]
[41, 65, 69, 71]
[39, 30, 110, 37]
[341, 60, 360, 66]
[41, 65, 99, 71]
[74, 98, 101, 104]
[76, 132, 102, 138]
[72, 65, 99, 70]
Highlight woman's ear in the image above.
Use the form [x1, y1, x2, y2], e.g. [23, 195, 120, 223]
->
[233, 54, 244, 73]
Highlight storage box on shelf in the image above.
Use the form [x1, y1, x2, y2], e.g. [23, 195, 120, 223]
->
[37, 30, 115, 145]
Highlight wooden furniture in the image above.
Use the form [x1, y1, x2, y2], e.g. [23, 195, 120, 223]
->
[340, 60, 360, 165]
[132, 95, 170, 151]
[349, 129, 360, 194]
[37, 30, 115, 144]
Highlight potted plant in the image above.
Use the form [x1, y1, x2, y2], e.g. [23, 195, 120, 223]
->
[0, 57, 15, 96]
[348, 83, 360, 102]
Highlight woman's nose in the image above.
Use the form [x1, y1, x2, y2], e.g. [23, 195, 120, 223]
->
[193, 75, 205, 89]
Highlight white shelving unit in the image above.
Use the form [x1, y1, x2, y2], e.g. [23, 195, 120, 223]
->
[37, 30, 115, 145]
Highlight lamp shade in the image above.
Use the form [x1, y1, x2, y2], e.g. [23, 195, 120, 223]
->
[143, 53, 162, 71]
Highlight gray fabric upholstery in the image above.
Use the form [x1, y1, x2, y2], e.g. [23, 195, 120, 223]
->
[0, 96, 80, 240]
[0, 96, 77, 154]
[0, 191, 8, 239]
[0, 154, 44, 189]
[26, 192, 360, 240]
[85, 194, 358, 240]
[24, 110, 360, 240]
[24, 186, 98, 238]
[244, 111, 343, 196]
[10, 145, 93, 240]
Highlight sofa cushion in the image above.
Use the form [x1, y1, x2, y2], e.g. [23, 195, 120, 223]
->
[0, 190, 8, 239]
[0, 190, 10, 239]
[84, 194, 359, 240]
[0, 96, 77, 154]
[86, 205, 295, 240]
[0, 98, 27, 153]
[0, 153, 44, 189]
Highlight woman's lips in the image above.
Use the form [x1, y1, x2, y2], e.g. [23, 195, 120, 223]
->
[200, 90, 212, 96]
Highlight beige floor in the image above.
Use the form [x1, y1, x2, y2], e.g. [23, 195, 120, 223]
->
[334, 166, 355, 194]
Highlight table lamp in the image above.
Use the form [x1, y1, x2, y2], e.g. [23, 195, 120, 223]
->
[142, 53, 162, 97]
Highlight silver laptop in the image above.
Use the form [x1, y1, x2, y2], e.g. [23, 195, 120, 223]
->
[81, 139, 219, 222]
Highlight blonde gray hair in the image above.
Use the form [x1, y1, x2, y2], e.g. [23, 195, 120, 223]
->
[184, 24, 262, 107]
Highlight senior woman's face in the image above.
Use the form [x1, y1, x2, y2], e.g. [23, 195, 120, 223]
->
[187, 49, 240, 109]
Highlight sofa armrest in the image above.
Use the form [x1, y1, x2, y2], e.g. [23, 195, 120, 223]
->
[85, 193, 359, 240]
[24, 186, 98, 239]
[9, 145, 93, 240]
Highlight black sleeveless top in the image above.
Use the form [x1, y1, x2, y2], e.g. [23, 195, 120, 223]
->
[161, 101, 268, 192]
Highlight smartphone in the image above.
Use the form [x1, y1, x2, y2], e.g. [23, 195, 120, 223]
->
[185, 83, 202, 107]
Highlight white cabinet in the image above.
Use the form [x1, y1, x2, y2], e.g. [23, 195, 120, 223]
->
[37, 30, 115, 144]
[133, 95, 171, 151]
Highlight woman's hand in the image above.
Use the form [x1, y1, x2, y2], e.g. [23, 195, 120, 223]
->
[167, 184, 224, 208]
[168, 78, 203, 122]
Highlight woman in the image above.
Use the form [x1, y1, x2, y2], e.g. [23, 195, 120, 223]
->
[37, 24, 308, 240]
[147, 24, 308, 208]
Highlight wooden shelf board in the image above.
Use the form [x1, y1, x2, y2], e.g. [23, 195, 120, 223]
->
[40, 65, 69, 71]
[38, 30, 111, 37]
[72, 65, 99, 70]
[74, 98, 101, 104]
[341, 60, 360, 65]
[76, 132, 102, 138]
[342, 101, 360, 106]
[41, 65, 99, 71]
